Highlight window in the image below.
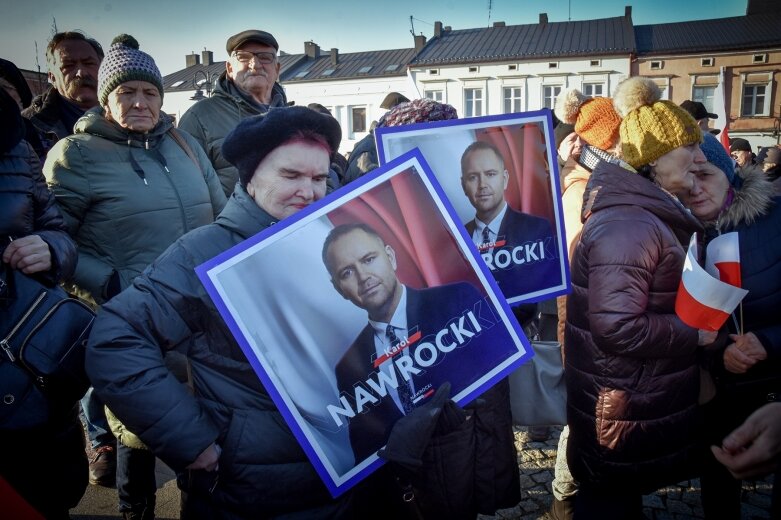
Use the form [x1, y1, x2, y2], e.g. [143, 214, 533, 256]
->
[742, 84, 768, 116]
[582, 83, 604, 97]
[384, 64, 399, 72]
[321, 68, 336, 76]
[170, 80, 185, 88]
[589, 59, 601, 67]
[425, 90, 443, 102]
[428, 69, 439, 75]
[468, 66, 479, 73]
[650, 60, 663, 70]
[464, 88, 483, 117]
[548, 62, 559, 69]
[358, 66, 372, 74]
[351, 107, 367, 133]
[503, 87, 522, 113]
[692, 86, 716, 113]
[294, 70, 310, 79]
[507, 64, 518, 71]
[752, 53, 768, 64]
[543, 85, 561, 109]
[701, 57, 714, 67]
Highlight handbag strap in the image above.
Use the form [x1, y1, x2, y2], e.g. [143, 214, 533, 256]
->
[168, 128, 203, 176]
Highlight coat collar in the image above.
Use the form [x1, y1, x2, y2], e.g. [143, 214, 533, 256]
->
[215, 184, 278, 239]
[709, 165, 774, 231]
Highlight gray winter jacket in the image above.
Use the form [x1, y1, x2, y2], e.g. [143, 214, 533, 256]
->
[178, 73, 288, 196]
[44, 108, 226, 304]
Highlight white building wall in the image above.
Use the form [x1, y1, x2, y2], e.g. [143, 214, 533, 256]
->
[282, 75, 417, 154]
[162, 90, 200, 124]
[411, 56, 630, 117]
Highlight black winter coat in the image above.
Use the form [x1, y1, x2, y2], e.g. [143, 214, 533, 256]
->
[0, 139, 76, 283]
[564, 161, 704, 493]
[86, 187, 353, 519]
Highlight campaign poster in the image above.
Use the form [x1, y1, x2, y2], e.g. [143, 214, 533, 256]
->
[376, 110, 569, 304]
[196, 150, 532, 497]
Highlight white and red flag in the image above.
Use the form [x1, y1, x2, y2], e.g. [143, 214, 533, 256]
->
[705, 232, 741, 288]
[675, 234, 747, 331]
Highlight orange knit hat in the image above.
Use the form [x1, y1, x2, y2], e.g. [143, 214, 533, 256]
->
[554, 89, 621, 150]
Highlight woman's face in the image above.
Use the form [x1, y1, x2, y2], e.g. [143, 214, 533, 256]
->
[104, 80, 161, 133]
[649, 142, 706, 196]
[680, 161, 730, 221]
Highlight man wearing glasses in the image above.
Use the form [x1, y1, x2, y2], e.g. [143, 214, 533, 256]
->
[179, 30, 288, 196]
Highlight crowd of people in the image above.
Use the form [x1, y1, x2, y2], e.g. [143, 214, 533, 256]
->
[0, 26, 779, 520]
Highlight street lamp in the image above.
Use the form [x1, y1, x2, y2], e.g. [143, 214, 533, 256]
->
[189, 69, 218, 101]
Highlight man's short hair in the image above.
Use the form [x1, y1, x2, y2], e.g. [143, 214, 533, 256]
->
[322, 222, 384, 275]
[460, 140, 505, 176]
[46, 31, 104, 66]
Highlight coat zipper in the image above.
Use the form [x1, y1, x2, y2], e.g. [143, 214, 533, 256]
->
[1, 290, 47, 362]
[150, 144, 190, 234]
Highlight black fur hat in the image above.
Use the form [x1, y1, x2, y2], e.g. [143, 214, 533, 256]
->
[222, 106, 342, 186]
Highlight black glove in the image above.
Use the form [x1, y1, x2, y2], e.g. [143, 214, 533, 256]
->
[378, 382, 466, 472]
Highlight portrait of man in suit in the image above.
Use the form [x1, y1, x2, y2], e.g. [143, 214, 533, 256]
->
[460, 140, 560, 298]
[321, 222, 509, 462]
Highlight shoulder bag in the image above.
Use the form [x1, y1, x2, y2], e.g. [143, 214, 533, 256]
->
[0, 263, 94, 429]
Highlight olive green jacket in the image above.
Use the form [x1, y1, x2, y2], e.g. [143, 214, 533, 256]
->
[44, 108, 226, 305]
[178, 72, 287, 196]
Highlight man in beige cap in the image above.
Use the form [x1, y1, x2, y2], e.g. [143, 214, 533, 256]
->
[179, 29, 287, 196]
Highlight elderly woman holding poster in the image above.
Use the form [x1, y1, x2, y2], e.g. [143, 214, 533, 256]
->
[678, 132, 781, 519]
[563, 77, 718, 519]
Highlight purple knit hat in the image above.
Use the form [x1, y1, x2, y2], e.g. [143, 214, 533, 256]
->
[379, 98, 458, 127]
[98, 34, 163, 106]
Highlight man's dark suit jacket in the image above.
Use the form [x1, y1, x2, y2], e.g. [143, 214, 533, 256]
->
[335, 282, 514, 462]
[466, 205, 560, 299]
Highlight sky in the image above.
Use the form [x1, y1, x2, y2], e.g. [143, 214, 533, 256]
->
[2, 0, 747, 77]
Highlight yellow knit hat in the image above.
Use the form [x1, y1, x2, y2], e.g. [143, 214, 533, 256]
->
[613, 77, 702, 169]
[554, 89, 621, 150]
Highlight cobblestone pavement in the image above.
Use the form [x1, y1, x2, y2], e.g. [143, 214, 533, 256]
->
[480, 426, 775, 520]
[73, 425, 774, 519]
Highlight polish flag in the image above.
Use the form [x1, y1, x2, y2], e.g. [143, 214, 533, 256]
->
[705, 232, 741, 288]
[714, 66, 731, 153]
[675, 234, 748, 331]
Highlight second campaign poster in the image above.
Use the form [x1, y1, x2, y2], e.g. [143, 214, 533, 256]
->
[376, 111, 570, 304]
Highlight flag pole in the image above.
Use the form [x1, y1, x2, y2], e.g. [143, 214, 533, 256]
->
[739, 302, 744, 335]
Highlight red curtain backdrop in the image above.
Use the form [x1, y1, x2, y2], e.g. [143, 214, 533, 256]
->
[474, 123, 555, 225]
[328, 167, 483, 292]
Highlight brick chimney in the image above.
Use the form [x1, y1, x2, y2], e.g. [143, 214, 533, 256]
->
[201, 49, 213, 66]
[414, 34, 427, 52]
[434, 21, 443, 38]
[305, 41, 320, 59]
[493, 21, 506, 27]
[624, 5, 632, 18]
[330, 48, 338, 66]
[539, 13, 548, 24]
[185, 52, 200, 68]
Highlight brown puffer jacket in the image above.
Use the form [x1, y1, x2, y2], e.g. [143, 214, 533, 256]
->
[564, 160, 704, 493]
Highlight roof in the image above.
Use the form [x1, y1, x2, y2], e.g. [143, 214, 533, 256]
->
[411, 16, 634, 66]
[280, 48, 415, 83]
[635, 12, 781, 55]
[162, 53, 305, 92]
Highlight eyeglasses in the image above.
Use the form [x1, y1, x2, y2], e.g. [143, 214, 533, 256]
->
[232, 50, 276, 64]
